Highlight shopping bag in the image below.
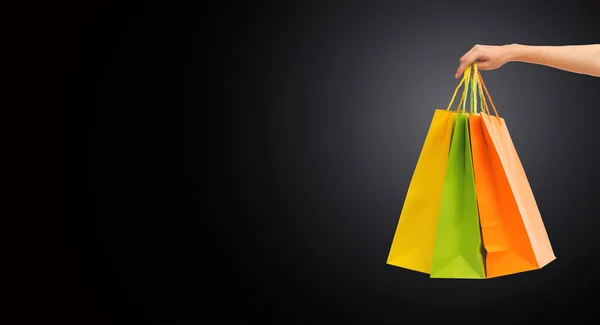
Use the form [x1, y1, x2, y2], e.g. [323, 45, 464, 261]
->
[386, 109, 455, 273]
[386, 68, 472, 274]
[429, 68, 486, 279]
[470, 70, 555, 278]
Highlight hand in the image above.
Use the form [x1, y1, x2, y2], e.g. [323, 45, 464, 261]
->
[454, 44, 516, 78]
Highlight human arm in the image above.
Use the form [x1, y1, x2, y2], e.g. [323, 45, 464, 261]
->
[455, 44, 600, 78]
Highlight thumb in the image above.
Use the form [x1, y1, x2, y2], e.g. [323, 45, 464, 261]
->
[455, 62, 470, 79]
[455, 54, 479, 78]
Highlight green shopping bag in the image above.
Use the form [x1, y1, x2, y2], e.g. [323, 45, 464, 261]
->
[429, 69, 486, 279]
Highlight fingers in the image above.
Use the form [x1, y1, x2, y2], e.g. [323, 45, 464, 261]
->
[476, 60, 491, 70]
[455, 45, 482, 78]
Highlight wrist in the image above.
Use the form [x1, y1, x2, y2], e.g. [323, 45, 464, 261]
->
[503, 43, 525, 62]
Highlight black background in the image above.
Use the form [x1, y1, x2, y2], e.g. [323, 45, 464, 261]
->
[6, 0, 600, 324]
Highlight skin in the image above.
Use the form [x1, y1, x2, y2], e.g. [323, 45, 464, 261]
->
[455, 43, 600, 78]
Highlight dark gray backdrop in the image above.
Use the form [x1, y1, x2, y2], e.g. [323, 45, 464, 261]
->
[11, 0, 599, 324]
[195, 0, 600, 323]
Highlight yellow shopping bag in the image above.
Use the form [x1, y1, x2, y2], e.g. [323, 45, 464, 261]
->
[387, 69, 471, 274]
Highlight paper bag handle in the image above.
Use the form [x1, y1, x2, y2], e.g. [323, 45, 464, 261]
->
[446, 65, 472, 112]
[476, 69, 499, 117]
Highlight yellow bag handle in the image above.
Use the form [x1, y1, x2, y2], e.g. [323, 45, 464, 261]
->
[446, 65, 472, 112]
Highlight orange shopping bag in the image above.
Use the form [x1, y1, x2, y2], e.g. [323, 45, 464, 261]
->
[469, 68, 556, 278]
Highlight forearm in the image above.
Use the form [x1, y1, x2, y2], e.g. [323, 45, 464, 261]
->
[506, 44, 600, 77]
